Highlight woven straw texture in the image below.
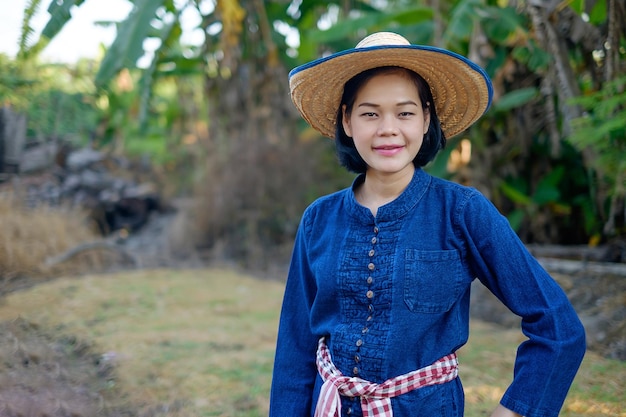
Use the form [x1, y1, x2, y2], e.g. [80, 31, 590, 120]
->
[289, 33, 492, 139]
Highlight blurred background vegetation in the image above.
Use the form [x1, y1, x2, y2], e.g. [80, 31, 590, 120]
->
[1, 0, 624, 274]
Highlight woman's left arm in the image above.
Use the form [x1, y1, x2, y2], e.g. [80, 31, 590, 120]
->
[458, 191, 586, 417]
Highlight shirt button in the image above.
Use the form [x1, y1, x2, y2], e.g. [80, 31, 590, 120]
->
[374, 226, 379, 233]
[368, 249, 375, 257]
[354, 354, 361, 362]
[356, 339, 363, 347]
[371, 237, 377, 244]
[347, 407, 353, 415]
[366, 290, 374, 299]
[366, 276, 373, 285]
[368, 304, 375, 312]
[353, 367, 359, 375]
[362, 327, 369, 334]
[367, 315, 373, 321]
[368, 263, 375, 271]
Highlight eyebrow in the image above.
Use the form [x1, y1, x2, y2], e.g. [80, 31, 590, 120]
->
[357, 100, 419, 108]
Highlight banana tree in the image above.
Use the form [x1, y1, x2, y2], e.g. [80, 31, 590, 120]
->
[23, 0, 625, 256]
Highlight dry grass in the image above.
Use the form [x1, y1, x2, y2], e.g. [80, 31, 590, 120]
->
[0, 317, 129, 416]
[0, 191, 110, 288]
[0, 268, 623, 416]
[0, 268, 283, 416]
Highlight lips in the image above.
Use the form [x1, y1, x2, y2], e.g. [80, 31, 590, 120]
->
[373, 144, 404, 156]
[375, 145, 403, 150]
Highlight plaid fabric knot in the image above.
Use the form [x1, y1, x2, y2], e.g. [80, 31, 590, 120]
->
[314, 337, 458, 417]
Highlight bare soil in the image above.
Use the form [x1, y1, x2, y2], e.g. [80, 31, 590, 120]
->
[0, 318, 135, 416]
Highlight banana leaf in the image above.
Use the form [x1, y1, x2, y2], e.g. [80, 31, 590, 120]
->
[95, 0, 167, 88]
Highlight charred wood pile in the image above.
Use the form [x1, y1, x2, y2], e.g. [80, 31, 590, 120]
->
[56, 147, 161, 235]
[2, 143, 163, 238]
[1, 106, 170, 270]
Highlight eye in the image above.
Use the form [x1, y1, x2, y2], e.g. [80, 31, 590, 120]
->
[360, 112, 378, 118]
[399, 112, 414, 118]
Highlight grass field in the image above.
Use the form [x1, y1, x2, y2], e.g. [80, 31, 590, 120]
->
[0, 268, 623, 416]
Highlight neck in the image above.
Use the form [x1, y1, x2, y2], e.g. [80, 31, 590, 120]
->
[356, 167, 415, 216]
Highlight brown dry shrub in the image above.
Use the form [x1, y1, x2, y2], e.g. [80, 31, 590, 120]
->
[187, 132, 351, 272]
[0, 191, 105, 287]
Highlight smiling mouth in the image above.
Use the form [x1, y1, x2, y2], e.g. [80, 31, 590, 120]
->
[373, 144, 404, 156]
[374, 144, 404, 151]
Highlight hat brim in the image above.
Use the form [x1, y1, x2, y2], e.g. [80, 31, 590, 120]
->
[289, 44, 493, 139]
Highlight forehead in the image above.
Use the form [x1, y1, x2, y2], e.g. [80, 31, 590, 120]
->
[356, 70, 421, 100]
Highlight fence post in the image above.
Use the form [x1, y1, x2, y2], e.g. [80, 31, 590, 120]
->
[0, 105, 27, 176]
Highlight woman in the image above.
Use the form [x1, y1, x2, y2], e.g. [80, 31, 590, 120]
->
[269, 32, 586, 417]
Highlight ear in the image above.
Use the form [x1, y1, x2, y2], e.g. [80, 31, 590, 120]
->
[423, 103, 431, 135]
[341, 105, 353, 137]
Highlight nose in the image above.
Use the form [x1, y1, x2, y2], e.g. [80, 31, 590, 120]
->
[377, 115, 398, 136]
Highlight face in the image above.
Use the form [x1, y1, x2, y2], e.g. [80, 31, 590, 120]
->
[342, 71, 430, 178]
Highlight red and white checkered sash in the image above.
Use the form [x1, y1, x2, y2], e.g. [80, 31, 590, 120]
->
[314, 337, 458, 417]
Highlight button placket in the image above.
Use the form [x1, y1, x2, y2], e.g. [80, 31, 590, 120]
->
[353, 225, 379, 378]
[365, 225, 379, 305]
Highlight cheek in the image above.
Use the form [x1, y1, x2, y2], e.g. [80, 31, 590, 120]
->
[348, 119, 374, 138]
[352, 137, 373, 158]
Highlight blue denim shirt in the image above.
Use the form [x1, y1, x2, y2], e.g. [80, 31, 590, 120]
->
[269, 168, 585, 417]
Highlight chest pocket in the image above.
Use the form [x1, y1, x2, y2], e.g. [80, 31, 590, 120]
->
[404, 249, 465, 313]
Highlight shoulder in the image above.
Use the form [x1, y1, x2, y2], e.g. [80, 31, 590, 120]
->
[426, 175, 487, 205]
[424, 174, 503, 222]
[301, 187, 350, 223]
[428, 175, 478, 195]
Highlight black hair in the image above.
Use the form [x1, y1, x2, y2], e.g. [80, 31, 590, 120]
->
[335, 66, 446, 173]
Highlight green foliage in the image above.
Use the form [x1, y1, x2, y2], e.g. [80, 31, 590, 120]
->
[95, 0, 168, 89]
[500, 166, 569, 231]
[41, 0, 87, 42]
[136, 8, 183, 130]
[588, 0, 608, 25]
[492, 87, 539, 112]
[568, 76, 626, 237]
[1, 50, 101, 144]
[497, 139, 601, 241]
[568, 76, 626, 176]
[480, 5, 527, 41]
[569, 0, 607, 25]
[511, 40, 552, 72]
[26, 89, 98, 141]
[0, 55, 37, 111]
[18, 0, 44, 61]
[301, 6, 433, 45]
[123, 132, 168, 160]
[444, 0, 478, 45]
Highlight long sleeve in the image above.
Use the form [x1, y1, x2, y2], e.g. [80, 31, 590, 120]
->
[269, 212, 320, 416]
[459, 192, 586, 417]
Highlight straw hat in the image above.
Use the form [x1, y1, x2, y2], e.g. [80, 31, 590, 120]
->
[289, 32, 493, 139]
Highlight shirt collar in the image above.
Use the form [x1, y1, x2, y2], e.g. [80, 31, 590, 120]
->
[346, 168, 431, 223]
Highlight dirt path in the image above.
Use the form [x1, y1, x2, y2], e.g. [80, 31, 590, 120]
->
[0, 318, 135, 416]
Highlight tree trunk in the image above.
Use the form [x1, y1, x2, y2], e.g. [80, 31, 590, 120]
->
[526, 2, 583, 141]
